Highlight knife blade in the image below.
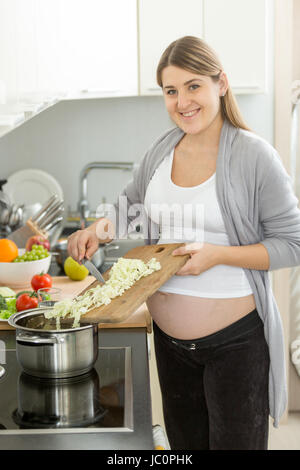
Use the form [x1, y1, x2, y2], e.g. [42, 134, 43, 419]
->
[82, 259, 106, 284]
[31, 195, 59, 223]
[38, 201, 64, 228]
[39, 206, 64, 229]
[43, 215, 64, 232]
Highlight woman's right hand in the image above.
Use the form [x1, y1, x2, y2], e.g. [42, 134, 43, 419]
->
[67, 218, 115, 263]
[67, 229, 99, 263]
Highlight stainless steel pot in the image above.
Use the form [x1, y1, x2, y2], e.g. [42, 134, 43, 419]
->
[13, 369, 107, 428]
[8, 308, 98, 379]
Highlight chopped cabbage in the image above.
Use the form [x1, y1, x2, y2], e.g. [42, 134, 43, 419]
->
[44, 257, 161, 328]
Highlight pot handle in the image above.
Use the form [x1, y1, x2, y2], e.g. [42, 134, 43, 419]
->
[16, 333, 63, 345]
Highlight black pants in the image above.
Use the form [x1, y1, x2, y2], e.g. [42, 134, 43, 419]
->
[153, 309, 270, 450]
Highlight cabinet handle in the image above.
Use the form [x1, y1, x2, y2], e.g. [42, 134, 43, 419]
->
[232, 85, 262, 90]
[147, 87, 161, 92]
[17, 334, 62, 345]
[80, 89, 122, 94]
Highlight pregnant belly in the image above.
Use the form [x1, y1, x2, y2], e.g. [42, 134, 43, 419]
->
[146, 291, 256, 340]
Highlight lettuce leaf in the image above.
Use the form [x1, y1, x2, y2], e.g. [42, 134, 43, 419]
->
[0, 296, 17, 319]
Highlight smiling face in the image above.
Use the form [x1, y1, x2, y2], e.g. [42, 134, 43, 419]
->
[161, 65, 227, 135]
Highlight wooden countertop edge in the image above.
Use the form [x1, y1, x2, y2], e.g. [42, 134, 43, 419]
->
[0, 321, 152, 333]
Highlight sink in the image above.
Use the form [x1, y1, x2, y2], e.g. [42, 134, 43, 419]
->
[104, 238, 145, 262]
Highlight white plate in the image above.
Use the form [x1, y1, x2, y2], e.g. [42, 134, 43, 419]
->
[4, 169, 63, 206]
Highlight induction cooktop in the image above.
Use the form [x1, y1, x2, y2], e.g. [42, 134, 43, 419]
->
[0, 346, 133, 435]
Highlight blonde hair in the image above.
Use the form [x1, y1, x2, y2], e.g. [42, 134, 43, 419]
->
[156, 36, 251, 131]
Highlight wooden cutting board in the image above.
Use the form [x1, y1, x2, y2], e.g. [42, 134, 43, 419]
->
[79, 243, 189, 324]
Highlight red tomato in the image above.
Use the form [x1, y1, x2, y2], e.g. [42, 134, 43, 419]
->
[31, 272, 52, 291]
[16, 293, 38, 312]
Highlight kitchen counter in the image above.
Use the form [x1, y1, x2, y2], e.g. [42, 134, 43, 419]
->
[0, 276, 152, 332]
[0, 274, 155, 449]
[0, 327, 154, 450]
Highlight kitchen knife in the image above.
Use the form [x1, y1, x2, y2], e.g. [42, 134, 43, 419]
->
[39, 205, 64, 229]
[37, 200, 64, 228]
[31, 195, 59, 224]
[43, 215, 64, 232]
[82, 258, 106, 284]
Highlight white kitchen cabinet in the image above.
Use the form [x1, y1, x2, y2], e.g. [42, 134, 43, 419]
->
[14, 0, 39, 99]
[138, 0, 269, 96]
[0, 0, 271, 138]
[0, 0, 61, 135]
[0, 0, 18, 103]
[0, 0, 138, 136]
[203, 0, 269, 94]
[59, 0, 138, 99]
[138, 0, 204, 96]
[34, 0, 62, 96]
[0, 0, 60, 102]
[0, 0, 138, 103]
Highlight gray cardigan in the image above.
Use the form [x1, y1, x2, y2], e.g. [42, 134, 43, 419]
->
[115, 119, 300, 426]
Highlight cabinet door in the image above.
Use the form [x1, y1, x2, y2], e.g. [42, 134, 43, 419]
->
[0, 0, 62, 104]
[139, 0, 204, 96]
[58, 0, 138, 98]
[14, 0, 37, 98]
[0, 0, 18, 102]
[35, 0, 62, 96]
[203, 0, 268, 93]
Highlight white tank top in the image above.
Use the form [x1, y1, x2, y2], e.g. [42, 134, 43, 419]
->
[144, 149, 253, 298]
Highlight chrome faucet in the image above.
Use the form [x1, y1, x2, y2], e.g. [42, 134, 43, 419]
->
[78, 161, 136, 228]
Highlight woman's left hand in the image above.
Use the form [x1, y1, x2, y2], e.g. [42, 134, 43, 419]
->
[172, 242, 221, 276]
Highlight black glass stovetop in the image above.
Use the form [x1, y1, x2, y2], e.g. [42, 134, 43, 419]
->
[0, 347, 132, 434]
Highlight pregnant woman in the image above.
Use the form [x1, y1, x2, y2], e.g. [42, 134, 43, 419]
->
[67, 36, 300, 450]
